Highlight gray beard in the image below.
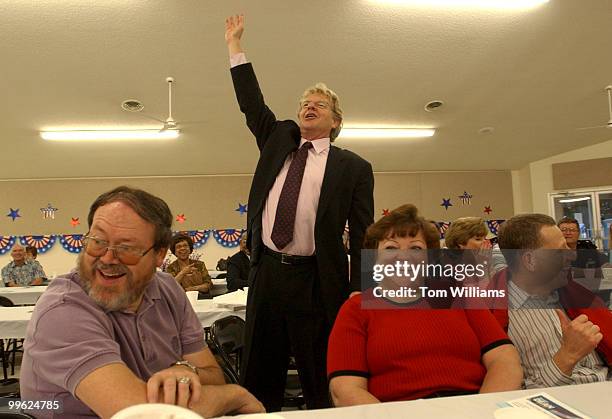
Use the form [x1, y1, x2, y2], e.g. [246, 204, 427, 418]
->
[77, 255, 150, 311]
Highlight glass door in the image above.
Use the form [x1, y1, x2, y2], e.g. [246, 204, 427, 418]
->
[598, 192, 612, 250]
[552, 193, 596, 241]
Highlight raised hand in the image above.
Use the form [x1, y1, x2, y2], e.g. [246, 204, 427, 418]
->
[225, 14, 244, 44]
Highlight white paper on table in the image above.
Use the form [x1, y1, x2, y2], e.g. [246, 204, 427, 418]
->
[499, 392, 593, 419]
[212, 288, 248, 310]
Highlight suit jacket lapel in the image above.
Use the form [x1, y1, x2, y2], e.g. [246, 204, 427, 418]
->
[316, 146, 346, 225]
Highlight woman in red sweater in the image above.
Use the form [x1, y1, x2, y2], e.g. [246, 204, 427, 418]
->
[327, 204, 522, 406]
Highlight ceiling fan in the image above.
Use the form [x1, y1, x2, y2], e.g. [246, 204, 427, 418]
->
[122, 76, 179, 132]
[577, 85, 612, 130]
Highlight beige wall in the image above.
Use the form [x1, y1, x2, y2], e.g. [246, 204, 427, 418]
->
[374, 171, 513, 221]
[0, 170, 514, 275]
[527, 139, 612, 214]
[511, 165, 534, 215]
[0, 176, 252, 235]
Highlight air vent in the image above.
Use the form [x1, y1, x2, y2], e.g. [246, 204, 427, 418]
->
[424, 100, 444, 112]
[121, 99, 144, 112]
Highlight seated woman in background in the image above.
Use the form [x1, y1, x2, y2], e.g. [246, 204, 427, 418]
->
[445, 216, 505, 276]
[444, 217, 491, 250]
[165, 234, 212, 294]
[327, 204, 522, 406]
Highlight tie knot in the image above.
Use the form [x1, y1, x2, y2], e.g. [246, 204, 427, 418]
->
[301, 141, 313, 150]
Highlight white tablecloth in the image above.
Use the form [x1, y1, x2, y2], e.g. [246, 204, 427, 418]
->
[227, 382, 610, 419]
[0, 286, 48, 305]
[0, 301, 244, 339]
[0, 306, 33, 338]
[192, 299, 245, 328]
[208, 270, 227, 279]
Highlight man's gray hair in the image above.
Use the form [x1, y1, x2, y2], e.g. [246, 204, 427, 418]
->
[298, 82, 343, 141]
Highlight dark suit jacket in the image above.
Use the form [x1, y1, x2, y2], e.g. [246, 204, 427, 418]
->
[231, 62, 374, 323]
[226, 250, 250, 292]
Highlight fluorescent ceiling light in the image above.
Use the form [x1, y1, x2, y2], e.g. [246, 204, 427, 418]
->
[559, 197, 591, 203]
[40, 129, 180, 141]
[339, 128, 435, 139]
[368, 0, 549, 10]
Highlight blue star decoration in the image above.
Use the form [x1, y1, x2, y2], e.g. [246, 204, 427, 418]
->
[7, 208, 20, 221]
[440, 198, 453, 210]
[235, 203, 248, 216]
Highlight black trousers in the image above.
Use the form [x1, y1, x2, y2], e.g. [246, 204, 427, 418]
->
[241, 252, 331, 411]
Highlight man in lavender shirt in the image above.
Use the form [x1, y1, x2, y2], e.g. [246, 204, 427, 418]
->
[20, 186, 263, 418]
[225, 15, 374, 411]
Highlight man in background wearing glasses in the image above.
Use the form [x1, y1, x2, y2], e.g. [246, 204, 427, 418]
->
[558, 217, 609, 269]
[20, 186, 264, 418]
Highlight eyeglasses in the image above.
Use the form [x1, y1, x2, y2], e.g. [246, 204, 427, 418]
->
[560, 228, 579, 233]
[300, 100, 330, 110]
[82, 235, 155, 265]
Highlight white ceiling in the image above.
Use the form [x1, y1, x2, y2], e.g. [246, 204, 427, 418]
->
[1, 0, 611, 180]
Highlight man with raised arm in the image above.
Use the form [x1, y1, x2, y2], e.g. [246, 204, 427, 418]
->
[225, 14, 374, 411]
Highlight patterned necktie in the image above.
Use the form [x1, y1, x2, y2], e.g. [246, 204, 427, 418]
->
[271, 141, 313, 250]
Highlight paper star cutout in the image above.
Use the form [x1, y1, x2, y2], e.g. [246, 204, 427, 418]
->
[382, 209, 390, 216]
[176, 214, 186, 223]
[440, 198, 453, 210]
[40, 203, 58, 219]
[70, 217, 80, 227]
[458, 191, 473, 205]
[484, 206, 492, 215]
[235, 203, 248, 215]
[7, 208, 20, 221]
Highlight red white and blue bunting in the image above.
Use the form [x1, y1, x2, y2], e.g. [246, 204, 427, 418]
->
[436, 222, 451, 239]
[213, 229, 245, 248]
[0, 235, 16, 255]
[59, 234, 84, 254]
[0, 223, 506, 255]
[19, 235, 57, 254]
[486, 220, 505, 237]
[187, 230, 210, 248]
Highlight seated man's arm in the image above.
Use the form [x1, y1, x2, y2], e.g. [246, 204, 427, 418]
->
[2, 267, 17, 287]
[76, 363, 149, 418]
[184, 348, 225, 385]
[30, 262, 46, 285]
[77, 363, 263, 419]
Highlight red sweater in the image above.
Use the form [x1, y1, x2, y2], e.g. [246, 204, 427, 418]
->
[327, 294, 511, 402]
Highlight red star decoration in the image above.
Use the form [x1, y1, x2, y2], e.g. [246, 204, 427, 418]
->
[484, 206, 492, 215]
[176, 214, 186, 223]
[70, 217, 80, 227]
[382, 209, 390, 216]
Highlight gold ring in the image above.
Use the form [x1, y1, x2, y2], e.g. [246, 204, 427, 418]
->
[177, 376, 191, 384]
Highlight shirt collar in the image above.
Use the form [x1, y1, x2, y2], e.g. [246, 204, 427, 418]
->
[508, 278, 560, 309]
[300, 137, 330, 154]
[9, 260, 31, 268]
